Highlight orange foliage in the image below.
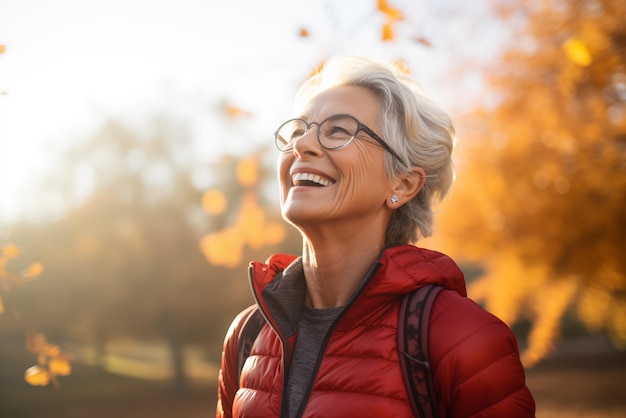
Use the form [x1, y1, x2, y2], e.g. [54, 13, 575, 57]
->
[392, 59, 411, 76]
[200, 153, 286, 268]
[377, 0, 404, 42]
[25, 332, 72, 387]
[299, 28, 310, 38]
[0, 245, 71, 385]
[202, 189, 228, 215]
[236, 157, 259, 188]
[24, 366, 50, 386]
[381, 21, 395, 42]
[438, 0, 626, 365]
[467, 251, 580, 367]
[563, 37, 592, 66]
[22, 262, 44, 279]
[200, 191, 286, 268]
[376, 0, 404, 21]
[2, 244, 21, 258]
[0, 245, 43, 306]
[522, 279, 579, 366]
[307, 60, 326, 79]
[224, 105, 252, 119]
[200, 227, 243, 268]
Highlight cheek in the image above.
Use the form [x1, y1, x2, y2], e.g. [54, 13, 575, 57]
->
[335, 145, 388, 199]
[277, 154, 292, 200]
[345, 143, 386, 183]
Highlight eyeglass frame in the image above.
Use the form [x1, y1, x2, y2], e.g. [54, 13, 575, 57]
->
[273, 113, 406, 166]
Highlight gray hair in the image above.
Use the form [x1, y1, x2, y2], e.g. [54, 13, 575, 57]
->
[294, 56, 456, 243]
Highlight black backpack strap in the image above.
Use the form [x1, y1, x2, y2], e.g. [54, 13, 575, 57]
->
[398, 285, 443, 418]
[237, 306, 266, 385]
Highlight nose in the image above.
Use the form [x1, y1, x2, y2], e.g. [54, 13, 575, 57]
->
[292, 123, 322, 159]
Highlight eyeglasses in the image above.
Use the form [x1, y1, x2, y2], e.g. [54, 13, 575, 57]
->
[274, 114, 405, 165]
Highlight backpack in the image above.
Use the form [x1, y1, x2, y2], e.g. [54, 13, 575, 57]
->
[237, 284, 443, 418]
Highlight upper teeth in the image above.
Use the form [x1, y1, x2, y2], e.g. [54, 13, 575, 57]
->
[292, 172, 334, 186]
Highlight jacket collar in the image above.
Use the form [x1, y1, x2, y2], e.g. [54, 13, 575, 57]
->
[248, 245, 466, 336]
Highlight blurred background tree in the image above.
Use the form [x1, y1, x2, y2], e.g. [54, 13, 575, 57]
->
[436, 0, 626, 366]
[5, 115, 296, 393]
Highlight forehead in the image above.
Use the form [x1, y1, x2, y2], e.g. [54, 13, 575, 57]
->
[302, 85, 380, 121]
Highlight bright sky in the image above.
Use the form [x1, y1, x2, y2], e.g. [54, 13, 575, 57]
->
[0, 0, 497, 224]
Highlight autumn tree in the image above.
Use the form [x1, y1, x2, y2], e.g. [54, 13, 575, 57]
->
[436, 0, 626, 365]
[6, 116, 287, 392]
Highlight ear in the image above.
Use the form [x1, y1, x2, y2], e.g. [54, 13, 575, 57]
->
[386, 167, 426, 209]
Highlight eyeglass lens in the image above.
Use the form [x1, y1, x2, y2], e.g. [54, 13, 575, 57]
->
[275, 116, 359, 151]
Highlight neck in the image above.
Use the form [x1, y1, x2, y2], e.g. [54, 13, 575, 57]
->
[299, 221, 387, 309]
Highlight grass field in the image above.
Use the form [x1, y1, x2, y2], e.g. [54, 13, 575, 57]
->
[1, 335, 624, 417]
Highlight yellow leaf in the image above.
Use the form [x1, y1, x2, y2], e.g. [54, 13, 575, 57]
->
[49, 357, 72, 376]
[236, 158, 259, 187]
[563, 38, 592, 66]
[24, 366, 50, 386]
[202, 189, 227, 215]
[393, 60, 411, 75]
[0, 295, 4, 314]
[304, 61, 325, 80]
[22, 262, 44, 279]
[0, 44, 5, 54]
[225, 105, 252, 119]
[382, 21, 395, 42]
[377, 0, 404, 20]
[238, 193, 267, 249]
[299, 28, 310, 38]
[2, 245, 21, 258]
[199, 228, 243, 268]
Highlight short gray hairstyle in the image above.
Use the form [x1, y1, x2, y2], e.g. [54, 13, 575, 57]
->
[293, 56, 456, 243]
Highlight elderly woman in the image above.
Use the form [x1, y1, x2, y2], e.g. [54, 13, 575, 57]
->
[217, 57, 535, 418]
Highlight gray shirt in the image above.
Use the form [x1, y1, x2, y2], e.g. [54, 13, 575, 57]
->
[284, 305, 343, 418]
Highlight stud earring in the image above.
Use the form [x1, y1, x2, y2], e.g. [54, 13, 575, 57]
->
[390, 194, 399, 204]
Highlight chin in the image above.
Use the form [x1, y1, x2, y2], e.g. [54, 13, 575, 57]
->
[281, 204, 317, 230]
[281, 206, 303, 226]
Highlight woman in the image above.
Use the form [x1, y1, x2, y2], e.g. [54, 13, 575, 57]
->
[217, 57, 535, 418]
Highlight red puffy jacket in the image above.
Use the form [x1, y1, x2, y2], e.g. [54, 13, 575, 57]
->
[217, 245, 535, 417]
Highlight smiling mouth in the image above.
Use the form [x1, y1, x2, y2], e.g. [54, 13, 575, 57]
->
[292, 172, 335, 187]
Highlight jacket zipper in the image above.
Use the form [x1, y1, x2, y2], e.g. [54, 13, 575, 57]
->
[293, 262, 383, 418]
